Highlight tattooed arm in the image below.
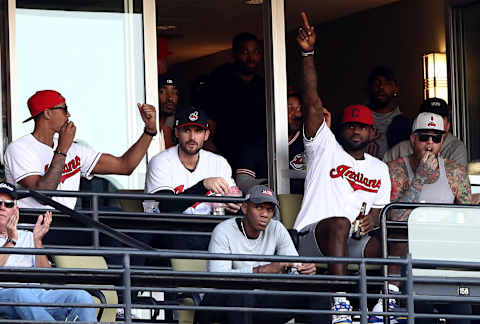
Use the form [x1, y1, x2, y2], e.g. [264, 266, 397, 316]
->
[445, 159, 472, 204]
[388, 159, 411, 221]
[19, 154, 67, 190]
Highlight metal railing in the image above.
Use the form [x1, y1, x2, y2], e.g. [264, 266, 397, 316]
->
[2, 190, 479, 323]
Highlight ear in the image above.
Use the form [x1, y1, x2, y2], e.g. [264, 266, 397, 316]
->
[368, 126, 375, 141]
[445, 120, 451, 133]
[410, 134, 416, 146]
[240, 202, 247, 215]
[204, 129, 210, 142]
[174, 127, 179, 139]
[42, 109, 52, 120]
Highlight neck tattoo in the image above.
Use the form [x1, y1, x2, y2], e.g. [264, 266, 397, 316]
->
[240, 219, 262, 250]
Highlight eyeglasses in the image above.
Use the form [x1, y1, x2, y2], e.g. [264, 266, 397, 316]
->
[50, 105, 68, 113]
[417, 133, 443, 144]
[0, 200, 16, 208]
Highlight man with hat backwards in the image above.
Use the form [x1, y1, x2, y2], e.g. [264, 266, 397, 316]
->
[4, 90, 157, 209]
[195, 185, 328, 324]
[383, 98, 467, 167]
[0, 182, 96, 321]
[368, 113, 473, 324]
[145, 107, 240, 249]
[158, 74, 179, 149]
[296, 12, 391, 324]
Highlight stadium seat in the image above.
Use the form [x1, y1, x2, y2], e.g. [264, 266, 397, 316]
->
[278, 194, 303, 229]
[171, 258, 207, 324]
[118, 189, 144, 212]
[53, 255, 119, 322]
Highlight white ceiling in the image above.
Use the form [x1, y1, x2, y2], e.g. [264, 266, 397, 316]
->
[156, 0, 400, 65]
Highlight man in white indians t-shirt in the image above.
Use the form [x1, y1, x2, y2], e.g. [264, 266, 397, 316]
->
[4, 90, 158, 209]
[296, 12, 391, 324]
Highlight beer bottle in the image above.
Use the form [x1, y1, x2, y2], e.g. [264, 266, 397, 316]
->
[352, 202, 367, 240]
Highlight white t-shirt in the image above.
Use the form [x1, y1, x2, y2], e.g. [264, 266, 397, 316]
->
[4, 134, 102, 209]
[207, 218, 298, 273]
[145, 145, 234, 195]
[294, 122, 391, 231]
[0, 230, 35, 267]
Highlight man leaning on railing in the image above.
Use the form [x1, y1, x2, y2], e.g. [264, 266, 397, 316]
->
[194, 185, 329, 324]
[0, 182, 96, 322]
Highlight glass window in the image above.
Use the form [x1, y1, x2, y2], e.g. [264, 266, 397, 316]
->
[13, 1, 146, 189]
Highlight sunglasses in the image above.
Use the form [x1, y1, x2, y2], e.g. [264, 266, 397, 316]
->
[50, 105, 68, 113]
[0, 199, 16, 208]
[417, 133, 443, 144]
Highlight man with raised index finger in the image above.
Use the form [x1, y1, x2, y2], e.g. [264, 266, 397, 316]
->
[294, 12, 392, 324]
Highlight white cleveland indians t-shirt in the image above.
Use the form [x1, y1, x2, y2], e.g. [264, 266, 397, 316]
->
[145, 145, 234, 195]
[294, 122, 391, 231]
[4, 134, 101, 209]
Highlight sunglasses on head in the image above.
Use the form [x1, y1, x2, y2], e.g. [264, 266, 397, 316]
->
[50, 105, 68, 113]
[0, 199, 16, 208]
[417, 133, 443, 143]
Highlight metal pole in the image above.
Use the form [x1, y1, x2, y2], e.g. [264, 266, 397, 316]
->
[381, 208, 390, 324]
[92, 194, 100, 248]
[359, 261, 368, 324]
[406, 253, 414, 324]
[123, 253, 132, 324]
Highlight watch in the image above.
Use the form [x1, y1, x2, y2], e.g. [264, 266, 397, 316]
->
[5, 237, 16, 246]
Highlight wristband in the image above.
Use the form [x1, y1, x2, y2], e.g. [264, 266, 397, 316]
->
[144, 127, 157, 137]
[6, 237, 16, 246]
[301, 49, 315, 57]
[54, 150, 67, 157]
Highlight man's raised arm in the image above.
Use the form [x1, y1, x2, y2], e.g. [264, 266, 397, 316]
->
[297, 12, 325, 139]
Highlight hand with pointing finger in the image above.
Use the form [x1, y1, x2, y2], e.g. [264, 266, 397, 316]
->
[297, 12, 316, 51]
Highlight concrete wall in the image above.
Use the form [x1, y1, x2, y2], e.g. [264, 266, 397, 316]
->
[171, 0, 446, 120]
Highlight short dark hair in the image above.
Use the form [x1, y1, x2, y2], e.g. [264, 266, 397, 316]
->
[232, 32, 259, 53]
[368, 66, 397, 85]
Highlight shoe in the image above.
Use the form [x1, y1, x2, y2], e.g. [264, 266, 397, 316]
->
[332, 296, 353, 324]
[368, 298, 407, 324]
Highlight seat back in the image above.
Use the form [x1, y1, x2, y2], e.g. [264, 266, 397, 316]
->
[54, 255, 119, 322]
[118, 189, 144, 212]
[171, 259, 207, 324]
[278, 194, 303, 229]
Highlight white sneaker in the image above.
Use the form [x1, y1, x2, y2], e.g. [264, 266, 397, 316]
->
[368, 298, 407, 324]
[332, 296, 353, 324]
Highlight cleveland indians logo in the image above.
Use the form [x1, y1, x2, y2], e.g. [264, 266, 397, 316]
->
[427, 116, 436, 127]
[44, 156, 81, 183]
[290, 153, 306, 170]
[330, 165, 381, 193]
[189, 111, 199, 121]
[262, 189, 273, 196]
[352, 107, 360, 118]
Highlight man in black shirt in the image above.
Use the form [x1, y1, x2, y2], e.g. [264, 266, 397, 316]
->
[206, 32, 266, 169]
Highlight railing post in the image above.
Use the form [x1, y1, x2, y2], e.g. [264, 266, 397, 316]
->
[359, 261, 368, 324]
[406, 253, 414, 324]
[123, 253, 132, 324]
[381, 207, 390, 324]
[92, 194, 100, 248]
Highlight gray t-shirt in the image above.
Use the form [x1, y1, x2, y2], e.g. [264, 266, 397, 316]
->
[367, 106, 403, 159]
[383, 133, 468, 167]
[207, 217, 298, 273]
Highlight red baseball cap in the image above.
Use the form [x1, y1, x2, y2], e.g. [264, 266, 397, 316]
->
[341, 104, 374, 126]
[24, 90, 66, 123]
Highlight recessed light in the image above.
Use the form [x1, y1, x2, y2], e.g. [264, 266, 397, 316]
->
[244, 0, 263, 5]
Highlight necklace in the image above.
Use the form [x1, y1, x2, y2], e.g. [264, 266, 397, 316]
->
[240, 219, 262, 251]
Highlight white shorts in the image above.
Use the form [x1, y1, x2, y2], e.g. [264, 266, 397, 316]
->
[297, 222, 371, 258]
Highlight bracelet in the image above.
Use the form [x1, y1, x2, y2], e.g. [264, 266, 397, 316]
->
[6, 237, 16, 246]
[54, 150, 67, 157]
[301, 49, 315, 57]
[144, 127, 157, 137]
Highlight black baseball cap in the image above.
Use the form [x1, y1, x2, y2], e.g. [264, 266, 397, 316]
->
[175, 107, 209, 130]
[420, 98, 449, 118]
[0, 182, 17, 200]
[158, 74, 176, 88]
[246, 185, 279, 207]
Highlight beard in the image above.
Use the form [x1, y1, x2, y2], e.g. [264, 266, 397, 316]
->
[369, 93, 393, 110]
[179, 141, 202, 155]
[338, 134, 370, 152]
